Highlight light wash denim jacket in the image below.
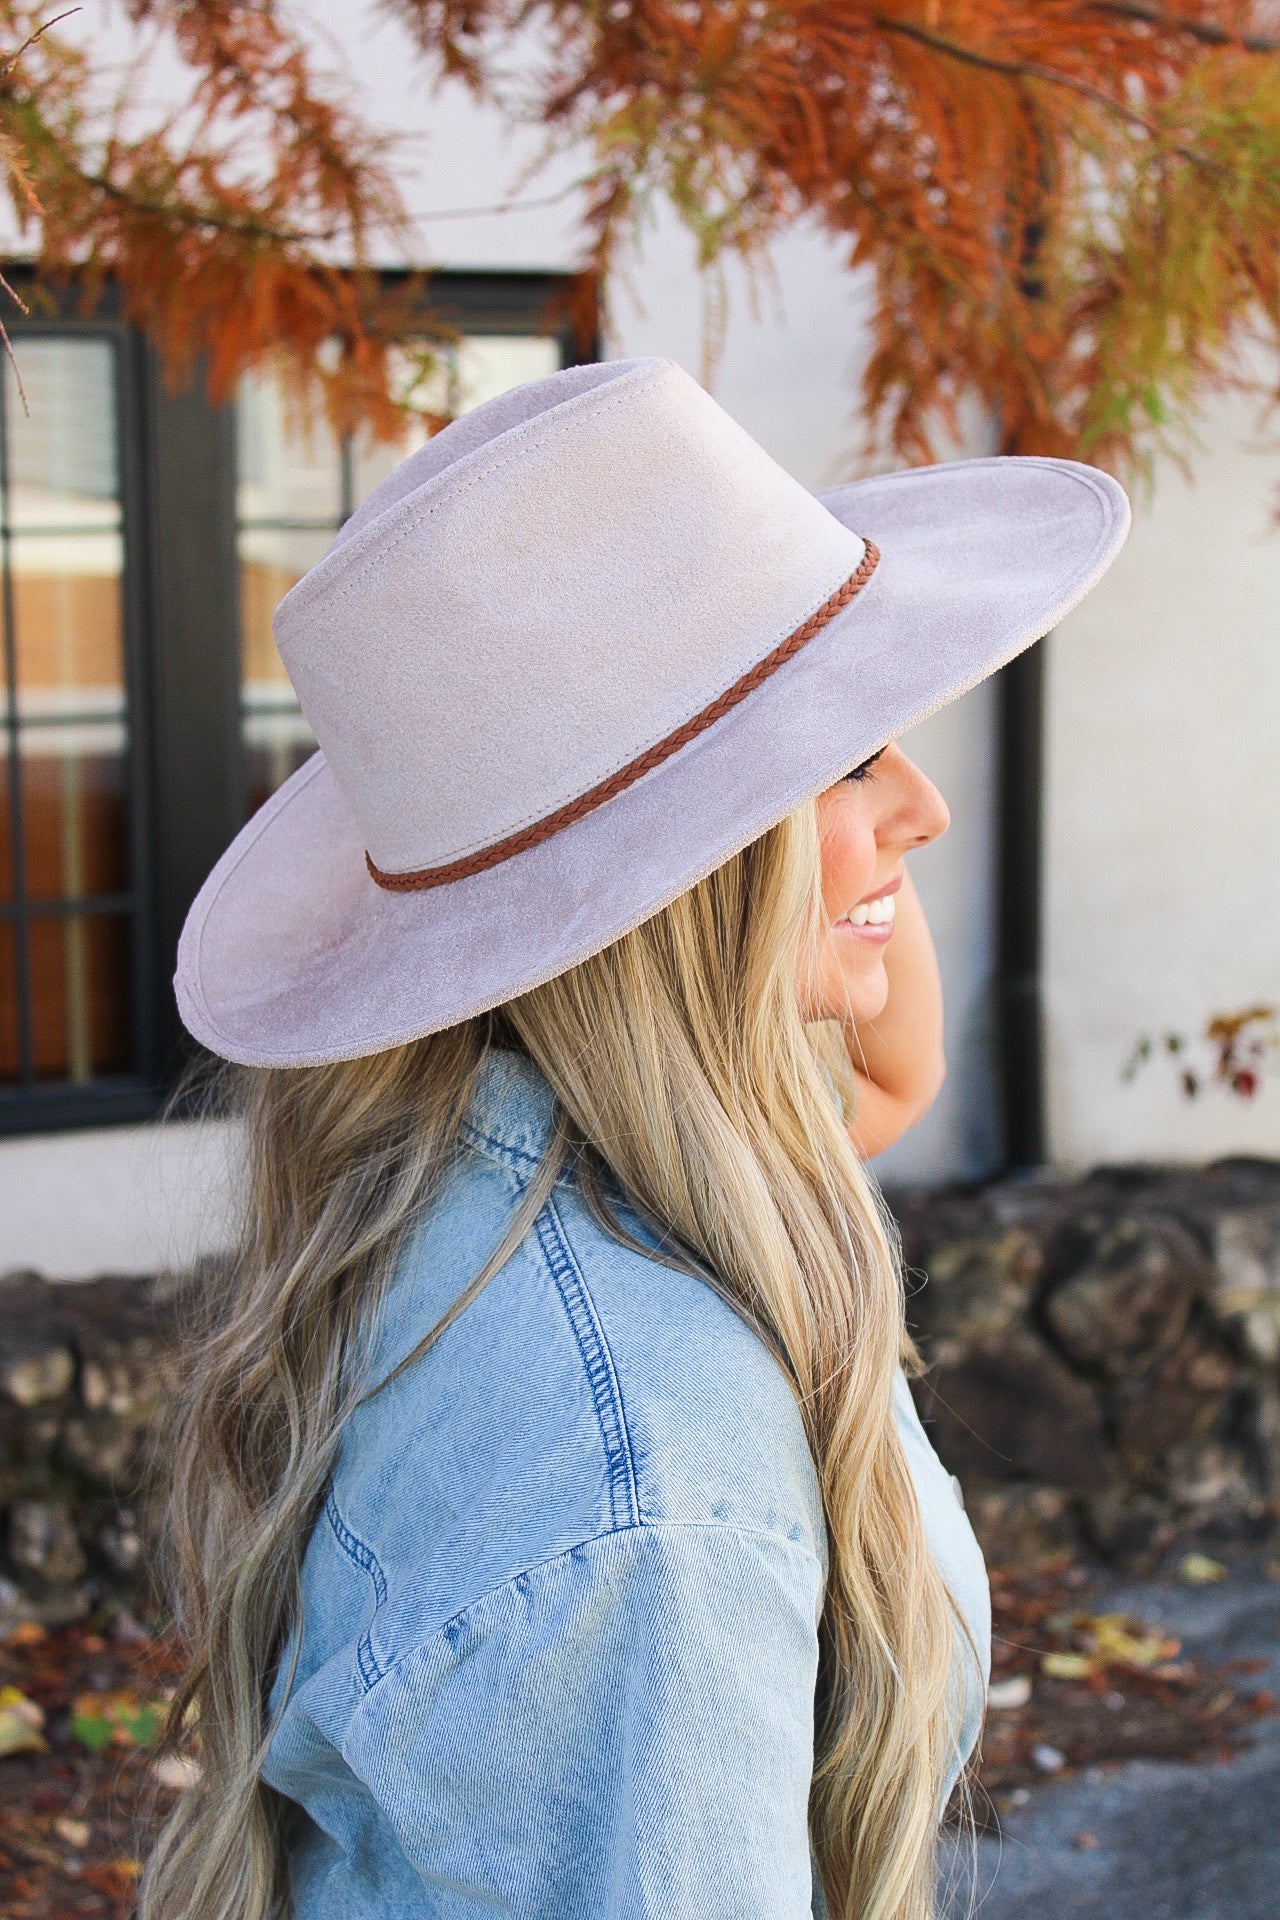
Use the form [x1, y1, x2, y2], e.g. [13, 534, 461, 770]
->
[263, 1046, 990, 1917]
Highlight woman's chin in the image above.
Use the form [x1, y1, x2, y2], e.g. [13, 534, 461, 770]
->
[844, 961, 891, 1024]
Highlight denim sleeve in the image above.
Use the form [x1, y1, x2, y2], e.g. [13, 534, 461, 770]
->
[340, 1523, 825, 1918]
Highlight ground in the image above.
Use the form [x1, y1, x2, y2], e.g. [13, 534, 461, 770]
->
[0, 1553, 1276, 1918]
[942, 1553, 1280, 1920]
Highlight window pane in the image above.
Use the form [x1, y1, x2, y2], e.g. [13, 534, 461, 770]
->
[17, 737, 128, 902]
[244, 723, 320, 819]
[351, 341, 450, 505]
[239, 525, 332, 694]
[0, 728, 10, 899]
[237, 369, 343, 524]
[454, 335, 561, 413]
[238, 333, 568, 816]
[349, 337, 561, 507]
[24, 911, 132, 1084]
[0, 334, 137, 1097]
[6, 339, 121, 531]
[0, 920, 18, 1079]
[11, 530, 125, 703]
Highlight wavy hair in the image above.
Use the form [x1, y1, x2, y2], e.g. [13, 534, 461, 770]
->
[141, 797, 978, 1920]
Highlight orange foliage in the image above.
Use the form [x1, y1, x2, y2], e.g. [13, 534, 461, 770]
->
[1, 1, 1279, 475]
[392, 0, 1280, 476]
[0, 0, 420, 437]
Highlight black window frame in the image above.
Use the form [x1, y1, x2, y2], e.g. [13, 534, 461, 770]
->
[0, 267, 597, 1136]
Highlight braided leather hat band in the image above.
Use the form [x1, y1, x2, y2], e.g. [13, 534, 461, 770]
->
[366, 540, 881, 893]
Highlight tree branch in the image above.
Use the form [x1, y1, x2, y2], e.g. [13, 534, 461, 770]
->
[1087, 2, 1280, 55]
[77, 168, 346, 247]
[872, 12, 1234, 174]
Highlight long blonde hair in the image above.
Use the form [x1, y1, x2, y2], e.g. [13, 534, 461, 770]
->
[142, 797, 977, 1920]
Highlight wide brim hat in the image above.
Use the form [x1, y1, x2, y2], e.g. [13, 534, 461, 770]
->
[176, 357, 1130, 1068]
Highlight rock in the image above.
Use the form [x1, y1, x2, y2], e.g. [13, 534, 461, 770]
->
[7, 1499, 87, 1585]
[1253, 1377, 1280, 1503]
[0, 1575, 74, 1639]
[1160, 1442, 1262, 1520]
[58, 1413, 141, 1487]
[1043, 1214, 1211, 1378]
[1083, 1486, 1178, 1567]
[963, 1484, 1077, 1568]
[1206, 1204, 1280, 1362]
[96, 1515, 143, 1575]
[1109, 1334, 1237, 1476]
[77, 1343, 174, 1421]
[0, 1343, 75, 1408]
[913, 1328, 1116, 1493]
[987, 1673, 1033, 1710]
[907, 1228, 1045, 1360]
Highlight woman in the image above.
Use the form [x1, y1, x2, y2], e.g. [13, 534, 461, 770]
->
[144, 357, 1129, 1920]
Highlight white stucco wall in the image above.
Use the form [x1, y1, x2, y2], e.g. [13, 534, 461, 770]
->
[1045, 379, 1280, 1165]
[0, 1119, 241, 1282]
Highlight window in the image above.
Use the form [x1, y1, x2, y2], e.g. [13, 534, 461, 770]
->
[236, 334, 561, 813]
[0, 272, 592, 1133]
[0, 334, 147, 1113]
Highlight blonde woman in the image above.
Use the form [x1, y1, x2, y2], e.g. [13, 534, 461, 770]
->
[146, 358, 1129, 1920]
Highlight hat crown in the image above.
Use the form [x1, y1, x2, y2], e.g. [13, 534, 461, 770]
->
[273, 357, 865, 877]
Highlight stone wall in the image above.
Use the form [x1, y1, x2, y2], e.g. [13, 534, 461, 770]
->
[891, 1155, 1280, 1567]
[1, 1156, 1278, 1627]
[0, 1271, 183, 1629]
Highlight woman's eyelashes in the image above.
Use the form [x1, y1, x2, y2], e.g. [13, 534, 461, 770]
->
[845, 746, 887, 783]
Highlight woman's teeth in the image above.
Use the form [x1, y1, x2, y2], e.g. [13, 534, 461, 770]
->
[845, 894, 896, 928]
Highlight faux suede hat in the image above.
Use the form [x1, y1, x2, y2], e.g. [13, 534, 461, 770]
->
[176, 355, 1130, 1068]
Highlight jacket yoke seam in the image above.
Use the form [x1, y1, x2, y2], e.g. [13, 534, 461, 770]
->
[459, 1119, 544, 1179]
[325, 1490, 388, 1688]
[535, 1197, 641, 1532]
[351, 1521, 824, 1698]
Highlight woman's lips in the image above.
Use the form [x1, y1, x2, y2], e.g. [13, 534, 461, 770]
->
[835, 870, 902, 943]
[836, 895, 896, 943]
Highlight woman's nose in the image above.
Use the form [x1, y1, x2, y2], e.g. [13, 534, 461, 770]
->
[913, 777, 950, 846]
[889, 751, 950, 848]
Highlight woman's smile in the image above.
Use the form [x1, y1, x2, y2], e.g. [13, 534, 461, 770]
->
[835, 872, 903, 944]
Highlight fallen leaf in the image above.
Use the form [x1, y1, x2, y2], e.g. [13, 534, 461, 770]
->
[1042, 1651, 1096, 1680]
[53, 1816, 91, 1849]
[152, 1752, 201, 1791]
[1087, 1614, 1181, 1668]
[987, 1674, 1032, 1710]
[2, 1622, 46, 1649]
[1179, 1553, 1228, 1585]
[1039, 1612, 1180, 1680]
[0, 1687, 46, 1760]
[70, 1690, 166, 1753]
[80, 1858, 142, 1897]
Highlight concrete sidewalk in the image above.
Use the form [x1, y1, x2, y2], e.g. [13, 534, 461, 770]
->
[940, 1567, 1280, 1920]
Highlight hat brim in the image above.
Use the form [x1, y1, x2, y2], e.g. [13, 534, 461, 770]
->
[176, 454, 1128, 1067]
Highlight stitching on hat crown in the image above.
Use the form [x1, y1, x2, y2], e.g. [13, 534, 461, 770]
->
[274, 360, 666, 629]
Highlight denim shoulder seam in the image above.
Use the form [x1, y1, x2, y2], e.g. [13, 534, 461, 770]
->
[458, 1117, 543, 1178]
[535, 1196, 641, 1531]
[324, 1489, 388, 1689]
[351, 1520, 825, 1699]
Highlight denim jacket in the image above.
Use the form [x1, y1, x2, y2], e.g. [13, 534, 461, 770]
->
[263, 1046, 990, 1917]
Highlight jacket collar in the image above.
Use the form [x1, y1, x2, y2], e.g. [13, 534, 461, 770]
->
[460, 1044, 560, 1174]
